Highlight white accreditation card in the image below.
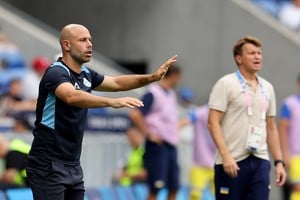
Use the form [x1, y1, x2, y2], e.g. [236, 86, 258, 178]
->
[246, 124, 264, 152]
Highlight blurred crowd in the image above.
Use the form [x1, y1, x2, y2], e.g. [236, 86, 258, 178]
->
[0, 29, 51, 189]
[251, 0, 300, 32]
[0, 29, 52, 135]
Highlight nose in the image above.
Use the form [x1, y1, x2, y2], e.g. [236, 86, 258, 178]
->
[87, 40, 92, 48]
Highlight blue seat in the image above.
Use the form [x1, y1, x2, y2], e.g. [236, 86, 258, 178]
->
[202, 186, 214, 200]
[98, 186, 118, 200]
[176, 185, 190, 200]
[115, 186, 135, 200]
[132, 184, 148, 200]
[0, 190, 6, 200]
[85, 188, 101, 200]
[157, 188, 168, 200]
[6, 188, 33, 200]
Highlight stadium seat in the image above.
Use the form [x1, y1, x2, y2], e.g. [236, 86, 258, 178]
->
[6, 188, 33, 200]
[157, 188, 168, 200]
[176, 185, 189, 200]
[115, 186, 135, 200]
[85, 188, 101, 200]
[202, 186, 214, 200]
[98, 186, 118, 200]
[0, 190, 6, 200]
[132, 184, 148, 200]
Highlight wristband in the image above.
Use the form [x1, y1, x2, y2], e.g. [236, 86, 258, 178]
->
[274, 160, 285, 167]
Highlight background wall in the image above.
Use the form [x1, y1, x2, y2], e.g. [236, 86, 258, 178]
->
[3, 0, 300, 106]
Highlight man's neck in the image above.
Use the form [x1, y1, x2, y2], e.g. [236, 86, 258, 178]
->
[239, 67, 257, 82]
[61, 56, 83, 74]
[159, 79, 171, 90]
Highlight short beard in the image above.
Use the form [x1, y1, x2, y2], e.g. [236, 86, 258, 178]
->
[71, 51, 90, 65]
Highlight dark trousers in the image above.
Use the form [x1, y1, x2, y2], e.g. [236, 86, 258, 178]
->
[214, 155, 271, 200]
[26, 159, 85, 200]
[143, 140, 180, 193]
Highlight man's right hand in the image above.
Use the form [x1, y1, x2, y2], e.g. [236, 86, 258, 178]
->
[222, 153, 240, 178]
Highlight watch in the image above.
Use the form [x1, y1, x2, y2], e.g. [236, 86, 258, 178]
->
[274, 160, 285, 167]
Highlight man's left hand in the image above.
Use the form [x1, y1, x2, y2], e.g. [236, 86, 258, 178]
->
[275, 163, 286, 186]
[153, 55, 177, 81]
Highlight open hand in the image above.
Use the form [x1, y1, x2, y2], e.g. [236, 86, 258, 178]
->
[111, 97, 144, 109]
[153, 55, 177, 81]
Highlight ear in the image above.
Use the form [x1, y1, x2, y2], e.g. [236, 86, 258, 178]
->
[62, 40, 71, 52]
[235, 55, 242, 65]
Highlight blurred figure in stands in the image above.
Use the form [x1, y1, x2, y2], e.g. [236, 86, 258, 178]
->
[113, 127, 146, 186]
[0, 31, 25, 69]
[279, 0, 300, 31]
[178, 87, 197, 142]
[21, 56, 51, 100]
[0, 79, 36, 117]
[279, 74, 300, 200]
[251, 0, 280, 16]
[11, 112, 32, 134]
[0, 134, 30, 189]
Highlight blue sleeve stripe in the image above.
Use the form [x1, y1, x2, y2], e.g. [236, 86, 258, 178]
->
[51, 62, 70, 76]
[41, 92, 56, 129]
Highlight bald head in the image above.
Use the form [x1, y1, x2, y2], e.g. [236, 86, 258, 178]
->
[59, 24, 93, 65]
[59, 24, 89, 45]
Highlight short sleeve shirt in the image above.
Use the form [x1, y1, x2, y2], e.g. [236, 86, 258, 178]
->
[209, 73, 276, 164]
[30, 59, 104, 163]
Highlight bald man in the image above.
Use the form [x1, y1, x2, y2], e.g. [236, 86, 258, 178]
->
[26, 24, 177, 200]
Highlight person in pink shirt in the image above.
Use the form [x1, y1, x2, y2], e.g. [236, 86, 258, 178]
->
[181, 104, 216, 199]
[279, 74, 300, 200]
[130, 65, 181, 200]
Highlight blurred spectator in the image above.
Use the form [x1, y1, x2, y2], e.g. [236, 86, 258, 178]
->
[21, 56, 51, 100]
[0, 31, 25, 69]
[11, 112, 33, 134]
[178, 87, 197, 117]
[0, 134, 30, 189]
[178, 87, 197, 142]
[279, 74, 300, 200]
[181, 104, 216, 200]
[251, 0, 281, 16]
[112, 127, 146, 186]
[251, 0, 291, 17]
[0, 79, 36, 117]
[279, 0, 300, 31]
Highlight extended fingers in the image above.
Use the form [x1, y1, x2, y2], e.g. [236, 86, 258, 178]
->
[124, 97, 144, 108]
[166, 55, 177, 66]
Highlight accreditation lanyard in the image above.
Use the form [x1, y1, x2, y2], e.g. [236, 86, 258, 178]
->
[235, 71, 268, 120]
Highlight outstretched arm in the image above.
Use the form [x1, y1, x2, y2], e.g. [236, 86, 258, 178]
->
[55, 82, 143, 109]
[95, 55, 177, 92]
